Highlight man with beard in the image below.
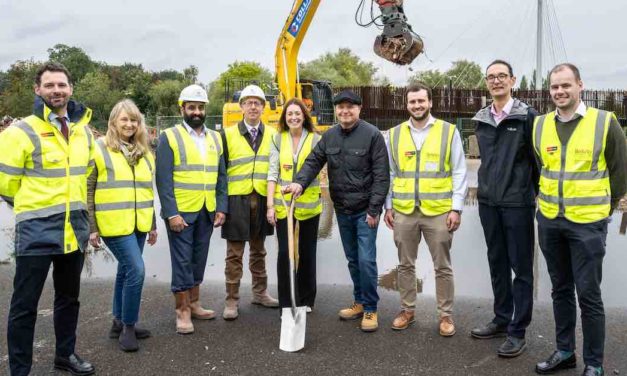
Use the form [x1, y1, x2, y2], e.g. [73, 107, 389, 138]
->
[533, 64, 626, 376]
[470, 60, 539, 358]
[220, 85, 278, 320]
[156, 84, 228, 334]
[382, 83, 467, 336]
[0, 62, 96, 375]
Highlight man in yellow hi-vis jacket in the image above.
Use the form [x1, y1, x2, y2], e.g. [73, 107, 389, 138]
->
[0, 62, 96, 376]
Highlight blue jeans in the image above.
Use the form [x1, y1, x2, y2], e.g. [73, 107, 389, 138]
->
[103, 231, 147, 325]
[336, 211, 379, 312]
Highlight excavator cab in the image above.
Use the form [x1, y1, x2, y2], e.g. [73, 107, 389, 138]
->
[373, 0, 424, 65]
[298, 80, 334, 130]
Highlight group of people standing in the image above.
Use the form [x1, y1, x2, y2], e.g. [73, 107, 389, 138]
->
[0, 59, 625, 376]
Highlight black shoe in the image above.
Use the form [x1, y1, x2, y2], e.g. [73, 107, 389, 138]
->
[109, 318, 152, 339]
[497, 336, 527, 358]
[470, 322, 507, 339]
[582, 365, 604, 376]
[54, 354, 95, 376]
[535, 351, 577, 374]
[119, 325, 139, 352]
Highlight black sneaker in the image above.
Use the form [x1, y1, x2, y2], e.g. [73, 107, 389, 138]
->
[497, 336, 527, 358]
[109, 318, 152, 339]
[470, 322, 508, 339]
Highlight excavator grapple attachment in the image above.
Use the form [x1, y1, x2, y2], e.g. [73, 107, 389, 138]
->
[374, 31, 423, 65]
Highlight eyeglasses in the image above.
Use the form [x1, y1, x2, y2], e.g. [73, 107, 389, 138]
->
[485, 73, 510, 82]
[242, 100, 263, 107]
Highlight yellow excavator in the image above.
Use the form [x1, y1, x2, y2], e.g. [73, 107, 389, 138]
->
[222, 0, 424, 130]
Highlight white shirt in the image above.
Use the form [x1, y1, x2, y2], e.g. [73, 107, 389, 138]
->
[244, 120, 261, 135]
[48, 112, 70, 133]
[555, 101, 587, 122]
[182, 121, 208, 160]
[385, 115, 468, 211]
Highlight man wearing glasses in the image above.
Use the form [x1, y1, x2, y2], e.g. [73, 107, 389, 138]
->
[470, 60, 539, 358]
[220, 85, 279, 320]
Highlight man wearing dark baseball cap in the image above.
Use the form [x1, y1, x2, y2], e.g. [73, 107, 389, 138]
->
[283, 89, 390, 332]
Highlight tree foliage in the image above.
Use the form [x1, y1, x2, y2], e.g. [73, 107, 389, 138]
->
[74, 71, 124, 121]
[0, 60, 38, 117]
[298, 48, 378, 87]
[149, 80, 187, 116]
[410, 60, 486, 89]
[206, 61, 273, 116]
[47, 44, 97, 84]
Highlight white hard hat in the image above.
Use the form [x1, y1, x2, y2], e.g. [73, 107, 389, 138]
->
[178, 84, 208, 106]
[239, 85, 266, 104]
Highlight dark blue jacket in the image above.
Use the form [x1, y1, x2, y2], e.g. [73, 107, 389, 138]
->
[472, 99, 539, 207]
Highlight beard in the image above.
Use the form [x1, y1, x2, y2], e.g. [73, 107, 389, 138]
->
[41, 95, 69, 112]
[410, 109, 430, 122]
[184, 113, 206, 129]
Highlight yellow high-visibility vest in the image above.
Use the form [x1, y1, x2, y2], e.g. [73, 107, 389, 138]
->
[0, 106, 94, 253]
[533, 107, 612, 223]
[273, 131, 322, 221]
[225, 124, 276, 197]
[93, 139, 154, 236]
[389, 119, 454, 216]
[163, 124, 222, 212]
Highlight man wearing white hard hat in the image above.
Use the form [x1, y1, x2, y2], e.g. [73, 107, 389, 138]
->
[155, 84, 228, 334]
[220, 84, 279, 320]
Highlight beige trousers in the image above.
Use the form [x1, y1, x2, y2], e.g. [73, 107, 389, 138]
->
[393, 209, 454, 317]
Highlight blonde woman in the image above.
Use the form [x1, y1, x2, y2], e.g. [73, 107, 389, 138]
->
[87, 99, 157, 352]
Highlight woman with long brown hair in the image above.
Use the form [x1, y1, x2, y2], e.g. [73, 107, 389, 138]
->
[87, 99, 157, 352]
[267, 98, 322, 311]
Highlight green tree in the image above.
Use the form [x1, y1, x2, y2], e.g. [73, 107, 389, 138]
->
[102, 63, 154, 113]
[47, 44, 96, 83]
[74, 70, 124, 123]
[298, 48, 377, 87]
[148, 80, 186, 116]
[0, 70, 8, 94]
[519, 75, 529, 90]
[409, 60, 487, 89]
[206, 61, 273, 115]
[154, 70, 184, 82]
[0, 59, 39, 117]
[183, 65, 199, 84]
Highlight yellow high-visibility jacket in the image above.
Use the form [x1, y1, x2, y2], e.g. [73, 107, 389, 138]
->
[0, 99, 95, 255]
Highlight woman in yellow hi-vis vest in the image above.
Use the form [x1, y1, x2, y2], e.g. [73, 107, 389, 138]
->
[266, 98, 322, 311]
[87, 99, 157, 352]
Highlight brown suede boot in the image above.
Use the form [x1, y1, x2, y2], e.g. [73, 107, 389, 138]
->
[190, 285, 216, 320]
[223, 282, 240, 320]
[174, 291, 194, 334]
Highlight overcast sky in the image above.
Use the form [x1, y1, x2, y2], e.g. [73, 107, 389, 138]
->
[1, 0, 625, 89]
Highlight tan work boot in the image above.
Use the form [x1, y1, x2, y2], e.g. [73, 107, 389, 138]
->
[439, 316, 456, 337]
[251, 291, 279, 308]
[361, 312, 379, 332]
[338, 302, 364, 320]
[189, 285, 216, 320]
[391, 310, 415, 331]
[223, 299, 239, 321]
[174, 291, 194, 334]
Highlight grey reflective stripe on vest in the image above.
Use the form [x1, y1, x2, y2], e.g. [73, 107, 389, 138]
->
[15, 201, 86, 223]
[392, 191, 452, 200]
[86, 128, 93, 150]
[173, 182, 216, 191]
[439, 122, 452, 171]
[0, 163, 23, 175]
[534, 115, 546, 166]
[208, 130, 222, 156]
[228, 172, 267, 182]
[396, 171, 452, 179]
[540, 169, 608, 181]
[143, 155, 153, 173]
[98, 180, 153, 189]
[255, 155, 269, 163]
[95, 200, 153, 211]
[229, 156, 255, 167]
[171, 126, 188, 165]
[539, 192, 610, 206]
[16, 121, 43, 170]
[97, 139, 116, 181]
[279, 178, 320, 188]
[23, 166, 86, 178]
[390, 124, 402, 176]
[174, 164, 218, 172]
[274, 198, 321, 209]
[591, 110, 609, 171]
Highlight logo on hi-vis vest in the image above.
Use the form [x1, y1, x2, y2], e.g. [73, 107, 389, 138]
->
[546, 146, 558, 154]
[404, 151, 416, 158]
[574, 148, 592, 159]
[282, 164, 293, 171]
[425, 152, 440, 160]
[40, 132, 55, 137]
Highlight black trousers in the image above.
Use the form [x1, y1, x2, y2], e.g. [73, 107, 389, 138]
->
[7, 251, 84, 376]
[537, 212, 607, 368]
[276, 215, 319, 308]
[478, 204, 534, 338]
